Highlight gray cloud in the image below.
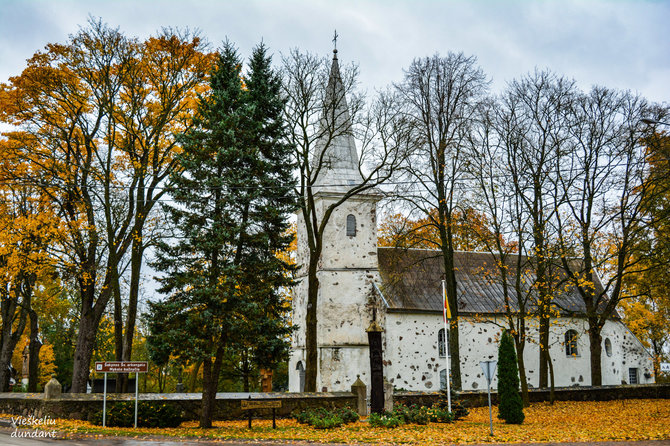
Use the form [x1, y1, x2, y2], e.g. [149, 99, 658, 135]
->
[1, 0, 668, 102]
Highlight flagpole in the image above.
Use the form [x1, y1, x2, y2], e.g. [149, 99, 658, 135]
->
[443, 279, 452, 413]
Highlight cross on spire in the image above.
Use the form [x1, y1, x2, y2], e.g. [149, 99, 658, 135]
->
[332, 30, 338, 53]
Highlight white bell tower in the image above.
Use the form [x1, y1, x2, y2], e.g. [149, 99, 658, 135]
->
[289, 48, 382, 392]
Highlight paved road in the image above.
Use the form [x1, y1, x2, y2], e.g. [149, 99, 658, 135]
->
[1, 429, 669, 446]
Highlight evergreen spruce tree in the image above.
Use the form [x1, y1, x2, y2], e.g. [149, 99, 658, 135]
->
[146, 42, 296, 428]
[497, 330, 524, 424]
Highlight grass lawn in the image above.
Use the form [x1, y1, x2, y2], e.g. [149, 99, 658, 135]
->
[4, 399, 669, 444]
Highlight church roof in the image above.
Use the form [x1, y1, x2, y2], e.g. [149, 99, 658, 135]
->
[312, 49, 364, 193]
[377, 247, 615, 317]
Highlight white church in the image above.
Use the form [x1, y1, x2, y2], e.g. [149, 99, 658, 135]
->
[288, 50, 654, 394]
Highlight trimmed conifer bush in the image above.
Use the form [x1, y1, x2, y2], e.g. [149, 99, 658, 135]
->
[497, 330, 524, 424]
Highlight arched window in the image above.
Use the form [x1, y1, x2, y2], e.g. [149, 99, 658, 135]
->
[604, 338, 612, 357]
[296, 361, 305, 392]
[346, 214, 356, 236]
[565, 330, 579, 356]
[438, 328, 449, 357]
[439, 369, 447, 389]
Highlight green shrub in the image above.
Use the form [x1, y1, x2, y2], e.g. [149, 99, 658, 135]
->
[392, 404, 430, 425]
[368, 411, 403, 428]
[91, 401, 183, 428]
[293, 406, 358, 429]
[295, 407, 328, 424]
[428, 406, 453, 423]
[497, 330, 524, 424]
[334, 406, 359, 424]
[310, 414, 343, 429]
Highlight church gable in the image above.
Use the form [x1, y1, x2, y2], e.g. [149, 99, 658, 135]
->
[377, 247, 612, 317]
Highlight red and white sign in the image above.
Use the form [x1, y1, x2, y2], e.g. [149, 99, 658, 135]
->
[95, 361, 148, 373]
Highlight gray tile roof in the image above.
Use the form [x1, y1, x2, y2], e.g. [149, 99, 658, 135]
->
[377, 247, 612, 317]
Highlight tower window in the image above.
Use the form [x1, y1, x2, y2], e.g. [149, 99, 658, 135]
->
[565, 330, 579, 356]
[604, 338, 612, 357]
[346, 214, 357, 236]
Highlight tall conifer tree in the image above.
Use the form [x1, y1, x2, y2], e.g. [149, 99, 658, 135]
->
[147, 42, 296, 428]
[497, 330, 524, 424]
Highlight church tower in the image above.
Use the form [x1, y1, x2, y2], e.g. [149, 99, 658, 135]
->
[289, 48, 382, 392]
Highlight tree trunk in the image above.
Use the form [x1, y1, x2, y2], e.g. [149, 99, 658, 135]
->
[304, 252, 320, 392]
[0, 304, 28, 391]
[200, 358, 215, 428]
[443, 250, 462, 390]
[122, 236, 144, 392]
[547, 352, 555, 405]
[0, 345, 15, 392]
[514, 337, 529, 407]
[588, 322, 603, 386]
[27, 309, 42, 392]
[70, 310, 102, 393]
[539, 315, 550, 388]
[200, 349, 224, 428]
[113, 276, 124, 393]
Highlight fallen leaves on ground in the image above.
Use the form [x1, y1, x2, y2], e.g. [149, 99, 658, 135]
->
[3, 399, 669, 444]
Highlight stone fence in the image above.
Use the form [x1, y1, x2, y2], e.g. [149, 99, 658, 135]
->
[0, 383, 668, 422]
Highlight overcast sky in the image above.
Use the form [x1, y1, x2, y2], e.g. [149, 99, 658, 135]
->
[1, 0, 669, 103]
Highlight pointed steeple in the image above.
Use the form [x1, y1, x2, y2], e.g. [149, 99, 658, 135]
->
[312, 46, 363, 192]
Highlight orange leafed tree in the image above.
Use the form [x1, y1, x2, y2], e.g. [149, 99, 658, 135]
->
[0, 136, 60, 390]
[0, 18, 211, 392]
[378, 207, 516, 252]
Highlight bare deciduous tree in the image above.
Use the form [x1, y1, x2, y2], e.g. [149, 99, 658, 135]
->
[392, 52, 489, 390]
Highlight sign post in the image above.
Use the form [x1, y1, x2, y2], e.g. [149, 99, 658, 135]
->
[95, 361, 148, 428]
[241, 397, 281, 429]
[479, 360, 497, 436]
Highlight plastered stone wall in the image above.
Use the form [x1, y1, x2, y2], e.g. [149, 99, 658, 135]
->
[381, 313, 654, 391]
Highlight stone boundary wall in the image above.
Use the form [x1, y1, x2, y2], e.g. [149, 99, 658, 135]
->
[396, 383, 670, 408]
[0, 392, 356, 422]
[0, 384, 667, 422]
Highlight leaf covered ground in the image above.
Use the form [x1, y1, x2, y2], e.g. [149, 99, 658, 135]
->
[5, 399, 670, 444]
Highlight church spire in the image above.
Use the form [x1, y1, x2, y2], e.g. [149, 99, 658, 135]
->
[312, 36, 363, 192]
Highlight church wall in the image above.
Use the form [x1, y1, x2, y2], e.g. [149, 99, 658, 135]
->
[381, 313, 654, 391]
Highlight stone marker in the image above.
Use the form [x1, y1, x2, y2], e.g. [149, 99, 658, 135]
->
[351, 375, 367, 416]
[44, 375, 61, 400]
[383, 378, 394, 412]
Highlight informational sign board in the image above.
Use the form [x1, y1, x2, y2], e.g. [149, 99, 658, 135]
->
[661, 362, 670, 373]
[95, 361, 148, 373]
[96, 361, 148, 428]
[241, 399, 281, 428]
[241, 400, 281, 410]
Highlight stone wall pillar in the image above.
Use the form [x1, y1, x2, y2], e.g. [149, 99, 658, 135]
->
[44, 375, 61, 400]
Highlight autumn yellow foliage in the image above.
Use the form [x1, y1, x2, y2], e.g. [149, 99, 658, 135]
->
[7, 399, 669, 444]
